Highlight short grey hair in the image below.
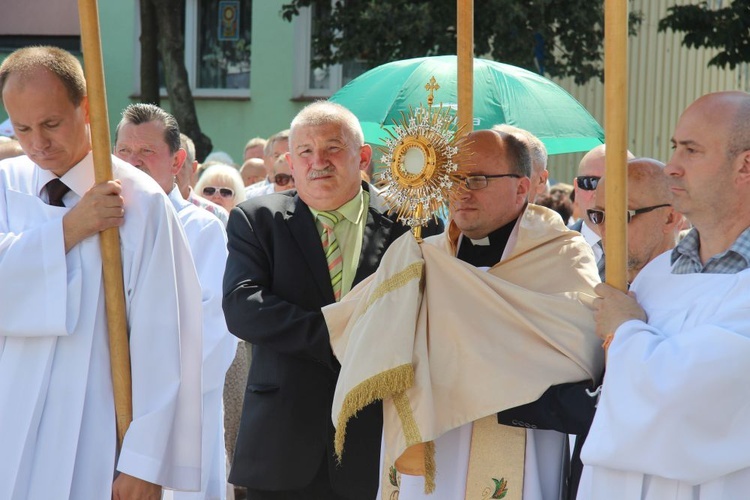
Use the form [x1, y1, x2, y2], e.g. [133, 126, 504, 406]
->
[180, 133, 195, 165]
[263, 130, 290, 157]
[493, 124, 547, 174]
[290, 101, 364, 147]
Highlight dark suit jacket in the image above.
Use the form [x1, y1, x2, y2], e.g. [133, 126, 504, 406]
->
[497, 378, 601, 500]
[222, 183, 439, 498]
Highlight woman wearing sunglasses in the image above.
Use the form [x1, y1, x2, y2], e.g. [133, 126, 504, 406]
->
[195, 162, 246, 211]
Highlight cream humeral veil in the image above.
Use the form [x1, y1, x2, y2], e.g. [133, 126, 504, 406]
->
[323, 204, 604, 493]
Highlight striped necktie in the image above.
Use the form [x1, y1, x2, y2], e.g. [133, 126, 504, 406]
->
[596, 240, 606, 281]
[318, 211, 344, 302]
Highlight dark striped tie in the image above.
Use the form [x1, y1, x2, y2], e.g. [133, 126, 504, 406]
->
[318, 211, 343, 301]
[596, 240, 606, 281]
[46, 178, 70, 207]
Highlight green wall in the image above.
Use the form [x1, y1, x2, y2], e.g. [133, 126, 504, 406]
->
[100, 0, 305, 163]
[1, 1, 306, 164]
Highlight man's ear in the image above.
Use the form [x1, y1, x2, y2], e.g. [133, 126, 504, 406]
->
[517, 176, 531, 203]
[359, 144, 373, 171]
[737, 150, 750, 184]
[172, 148, 188, 175]
[81, 96, 90, 124]
[663, 208, 684, 234]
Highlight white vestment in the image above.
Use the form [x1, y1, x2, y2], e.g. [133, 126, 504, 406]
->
[164, 188, 237, 500]
[393, 426, 565, 500]
[579, 252, 750, 499]
[384, 221, 569, 500]
[0, 153, 203, 499]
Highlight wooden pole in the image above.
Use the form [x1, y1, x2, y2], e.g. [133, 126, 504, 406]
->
[457, 0, 474, 134]
[604, 0, 628, 293]
[78, 0, 133, 447]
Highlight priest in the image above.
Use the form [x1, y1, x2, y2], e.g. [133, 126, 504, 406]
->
[324, 129, 604, 500]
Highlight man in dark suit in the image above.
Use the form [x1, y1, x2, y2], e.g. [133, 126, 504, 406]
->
[223, 101, 437, 499]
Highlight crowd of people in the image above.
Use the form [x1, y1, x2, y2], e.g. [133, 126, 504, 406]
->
[1, 45, 749, 500]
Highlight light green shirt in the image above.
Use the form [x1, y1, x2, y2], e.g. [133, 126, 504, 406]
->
[310, 187, 370, 298]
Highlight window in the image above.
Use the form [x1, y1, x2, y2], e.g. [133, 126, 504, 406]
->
[188, 0, 252, 94]
[137, 0, 252, 98]
[292, 3, 366, 99]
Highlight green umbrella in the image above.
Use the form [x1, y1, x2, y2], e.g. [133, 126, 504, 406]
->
[330, 55, 604, 155]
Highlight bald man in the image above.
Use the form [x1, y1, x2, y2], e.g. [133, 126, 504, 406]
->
[587, 158, 683, 284]
[579, 92, 750, 499]
[571, 145, 635, 280]
[240, 158, 266, 187]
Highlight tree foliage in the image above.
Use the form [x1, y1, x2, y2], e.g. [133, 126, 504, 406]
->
[658, 1, 750, 70]
[281, 0, 642, 85]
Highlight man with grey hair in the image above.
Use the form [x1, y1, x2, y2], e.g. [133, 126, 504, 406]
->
[115, 103, 237, 500]
[223, 101, 439, 499]
[177, 133, 229, 226]
[244, 130, 290, 198]
[493, 124, 549, 202]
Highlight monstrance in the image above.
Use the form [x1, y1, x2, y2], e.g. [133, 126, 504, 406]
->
[377, 77, 468, 240]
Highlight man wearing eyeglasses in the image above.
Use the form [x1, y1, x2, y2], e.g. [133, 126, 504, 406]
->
[271, 155, 295, 193]
[586, 158, 683, 285]
[571, 145, 635, 280]
[493, 124, 549, 203]
[324, 129, 602, 500]
[245, 130, 290, 199]
[115, 103, 238, 500]
[578, 92, 750, 499]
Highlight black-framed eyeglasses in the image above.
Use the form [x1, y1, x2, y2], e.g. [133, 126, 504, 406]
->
[202, 186, 234, 198]
[587, 204, 671, 225]
[576, 175, 601, 191]
[463, 174, 521, 191]
[274, 173, 293, 186]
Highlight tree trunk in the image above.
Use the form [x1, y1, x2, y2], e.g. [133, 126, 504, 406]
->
[153, 0, 213, 161]
[139, 0, 160, 106]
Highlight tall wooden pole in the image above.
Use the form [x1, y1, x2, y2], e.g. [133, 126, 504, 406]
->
[457, 0, 474, 134]
[604, 0, 628, 292]
[78, 0, 133, 447]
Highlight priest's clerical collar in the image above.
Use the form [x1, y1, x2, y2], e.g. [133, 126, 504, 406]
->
[457, 216, 519, 268]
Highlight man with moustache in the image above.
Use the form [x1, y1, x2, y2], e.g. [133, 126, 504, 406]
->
[223, 101, 440, 499]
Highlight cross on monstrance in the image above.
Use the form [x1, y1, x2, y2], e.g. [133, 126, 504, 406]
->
[425, 76, 440, 106]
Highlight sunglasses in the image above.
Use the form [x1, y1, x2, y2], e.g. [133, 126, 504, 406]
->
[576, 175, 601, 191]
[463, 173, 521, 191]
[274, 173, 293, 186]
[202, 186, 234, 198]
[587, 204, 671, 225]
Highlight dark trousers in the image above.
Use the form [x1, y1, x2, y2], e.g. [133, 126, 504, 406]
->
[245, 457, 351, 500]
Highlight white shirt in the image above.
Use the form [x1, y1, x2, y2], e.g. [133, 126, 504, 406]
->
[165, 188, 237, 500]
[0, 153, 203, 499]
[579, 253, 750, 499]
[579, 222, 603, 263]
